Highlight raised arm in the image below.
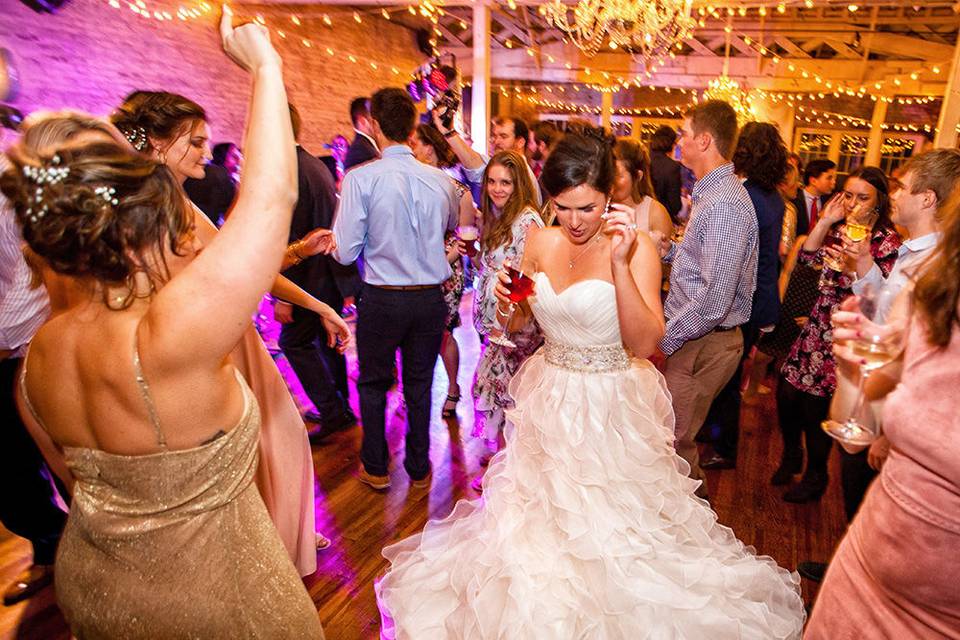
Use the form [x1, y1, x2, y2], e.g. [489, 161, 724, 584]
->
[144, 9, 296, 367]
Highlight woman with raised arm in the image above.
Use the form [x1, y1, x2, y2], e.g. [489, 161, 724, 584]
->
[374, 129, 804, 639]
[1, 12, 323, 637]
[111, 80, 349, 575]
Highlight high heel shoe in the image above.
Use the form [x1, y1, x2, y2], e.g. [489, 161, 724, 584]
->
[441, 394, 460, 419]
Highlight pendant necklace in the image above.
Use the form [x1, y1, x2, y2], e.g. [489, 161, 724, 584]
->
[567, 228, 604, 269]
[567, 199, 609, 269]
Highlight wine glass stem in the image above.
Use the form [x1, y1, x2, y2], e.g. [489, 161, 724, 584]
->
[849, 366, 870, 427]
[500, 306, 515, 337]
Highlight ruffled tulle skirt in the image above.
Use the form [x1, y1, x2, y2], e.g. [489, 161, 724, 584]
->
[376, 354, 805, 639]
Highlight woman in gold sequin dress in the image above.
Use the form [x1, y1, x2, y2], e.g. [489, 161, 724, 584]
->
[3, 11, 323, 638]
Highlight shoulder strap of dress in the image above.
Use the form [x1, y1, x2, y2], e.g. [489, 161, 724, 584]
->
[636, 196, 652, 232]
[18, 347, 47, 433]
[132, 326, 167, 449]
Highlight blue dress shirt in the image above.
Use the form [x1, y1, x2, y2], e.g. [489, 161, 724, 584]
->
[333, 145, 459, 286]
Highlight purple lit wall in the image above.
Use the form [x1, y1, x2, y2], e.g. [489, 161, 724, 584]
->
[0, 0, 424, 151]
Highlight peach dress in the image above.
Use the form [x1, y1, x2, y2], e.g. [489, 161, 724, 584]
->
[806, 318, 960, 639]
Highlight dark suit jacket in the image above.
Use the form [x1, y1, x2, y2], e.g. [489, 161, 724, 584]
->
[343, 133, 378, 172]
[793, 191, 828, 237]
[183, 164, 236, 226]
[649, 152, 682, 221]
[744, 179, 785, 329]
[284, 146, 357, 302]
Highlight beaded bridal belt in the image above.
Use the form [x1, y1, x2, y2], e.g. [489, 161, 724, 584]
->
[542, 340, 632, 373]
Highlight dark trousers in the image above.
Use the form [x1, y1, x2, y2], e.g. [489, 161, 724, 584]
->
[279, 302, 351, 422]
[776, 376, 833, 482]
[0, 358, 67, 565]
[704, 325, 759, 460]
[841, 449, 877, 521]
[356, 285, 445, 479]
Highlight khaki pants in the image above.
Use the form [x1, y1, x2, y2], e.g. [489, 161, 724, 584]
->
[663, 328, 744, 492]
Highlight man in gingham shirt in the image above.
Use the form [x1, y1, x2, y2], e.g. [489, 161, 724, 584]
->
[657, 101, 758, 498]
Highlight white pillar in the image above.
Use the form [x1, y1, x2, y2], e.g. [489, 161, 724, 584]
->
[935, 37, 960, 149]
[601, 91, 613, 130]
[865, 99, 888, 167]
[470, 2, 490, 155]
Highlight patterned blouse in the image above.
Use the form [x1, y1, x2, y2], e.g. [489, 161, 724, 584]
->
[780, 222, 901, 397]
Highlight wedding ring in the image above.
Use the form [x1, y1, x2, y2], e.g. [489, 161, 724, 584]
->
[627, 223, 638, 230]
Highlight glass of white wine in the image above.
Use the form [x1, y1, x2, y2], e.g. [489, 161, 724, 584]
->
[822, 283, 907, 446]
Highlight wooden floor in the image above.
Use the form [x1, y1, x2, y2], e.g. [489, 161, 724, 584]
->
[0, 293, 848, 639]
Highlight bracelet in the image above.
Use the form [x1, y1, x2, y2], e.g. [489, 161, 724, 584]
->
[289, 241, 305, 264]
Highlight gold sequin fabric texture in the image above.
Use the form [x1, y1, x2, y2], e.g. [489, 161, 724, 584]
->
[54, 377, 324, 639]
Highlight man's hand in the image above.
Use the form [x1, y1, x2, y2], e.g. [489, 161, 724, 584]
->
[273, 300, 294, 324]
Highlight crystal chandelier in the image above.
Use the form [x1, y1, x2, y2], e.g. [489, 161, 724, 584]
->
[541, 0, 697, 61]
[702, 76, 756, 124]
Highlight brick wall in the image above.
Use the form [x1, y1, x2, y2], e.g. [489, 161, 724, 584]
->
[0, 1, 424, 154]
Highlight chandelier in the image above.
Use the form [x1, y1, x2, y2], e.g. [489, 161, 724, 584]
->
[541, 0, 697, 61]
[702, 76, 756, 125]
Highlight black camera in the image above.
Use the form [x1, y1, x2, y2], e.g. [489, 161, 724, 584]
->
[435, 90, 460, 130]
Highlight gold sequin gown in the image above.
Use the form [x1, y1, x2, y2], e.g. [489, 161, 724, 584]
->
[23, 355, 324, 639]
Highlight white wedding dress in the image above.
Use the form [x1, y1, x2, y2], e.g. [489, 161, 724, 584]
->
[376, 273, 805, 639]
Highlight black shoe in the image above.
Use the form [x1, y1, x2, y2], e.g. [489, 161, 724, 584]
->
[700, 454, 736, 470]
[798, 561, 828, 583]
[303, 411, 324, 424]
[783, 476, 827, 503]
[308, 412, 357, 443]
[770, 453, 803, 486]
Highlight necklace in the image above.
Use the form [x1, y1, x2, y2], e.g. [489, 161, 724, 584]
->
[567, 228, 604, 269]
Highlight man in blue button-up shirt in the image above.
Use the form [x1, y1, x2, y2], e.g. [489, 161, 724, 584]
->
[333, 87, 458, 490]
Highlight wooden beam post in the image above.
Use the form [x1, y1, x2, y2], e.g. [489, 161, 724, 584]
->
[865, 98, 888, 166]
[471, 1, 490, 155]
[935, 36, 960, 149]
[601, 91, 613, 130]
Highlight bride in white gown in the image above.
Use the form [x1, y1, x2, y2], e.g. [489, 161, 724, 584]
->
[375, 129, 805, 639]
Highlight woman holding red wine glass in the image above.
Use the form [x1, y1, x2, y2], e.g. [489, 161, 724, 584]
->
[469, 151, 543, 481]
[375, 127, 804, 639]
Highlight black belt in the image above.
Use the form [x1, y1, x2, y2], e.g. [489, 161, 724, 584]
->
[367, 283, 441, 291]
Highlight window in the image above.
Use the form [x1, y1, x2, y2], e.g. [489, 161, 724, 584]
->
[879, 137, 916, 175]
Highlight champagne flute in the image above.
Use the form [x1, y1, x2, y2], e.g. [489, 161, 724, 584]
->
[821, 283, 907, 446]
[488, 265, 535, 349]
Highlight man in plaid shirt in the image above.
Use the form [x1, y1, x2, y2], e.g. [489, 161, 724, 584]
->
[656, 101, 758, 499]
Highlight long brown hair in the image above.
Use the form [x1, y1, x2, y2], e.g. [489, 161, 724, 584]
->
[613, 138, 653, 201]
[479, 150, 538, 253]
[913, 189, 960, 347]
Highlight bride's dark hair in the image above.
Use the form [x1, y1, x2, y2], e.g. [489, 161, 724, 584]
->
[540, 126, 616, 198]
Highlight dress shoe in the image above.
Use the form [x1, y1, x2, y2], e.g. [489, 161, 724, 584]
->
[782, 477, 827, 503]
[3, 564, 53, 606]
[358, 466, 391, 490]
[307, 411, 357, 443]
[410, 470, 432, 489]
[770, 454, 803, 486]
[700, 454, 736, 470]
[798, 561, 828, 583]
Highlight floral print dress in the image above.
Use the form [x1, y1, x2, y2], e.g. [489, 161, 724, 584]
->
[471, 207, 544, 443]
[780, 222, 901, 397]
[441, 180, 469, 331]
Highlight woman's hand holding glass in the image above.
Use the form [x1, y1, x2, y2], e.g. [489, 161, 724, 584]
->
[823, 284, 908, 446]
[489, 259, 535, 348]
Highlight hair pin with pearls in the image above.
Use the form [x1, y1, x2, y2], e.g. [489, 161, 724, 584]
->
[123, 126, 148, 152]
[22, 154, 69, 223]
[95, 186, 119, 207]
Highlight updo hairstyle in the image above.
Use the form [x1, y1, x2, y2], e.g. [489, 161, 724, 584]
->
[111, 90, 206, 154]
[540, 126, 617, 199]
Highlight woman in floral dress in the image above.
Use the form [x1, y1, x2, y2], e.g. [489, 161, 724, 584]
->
[472, 151, 543, 485]
[775, 167, 900, 503]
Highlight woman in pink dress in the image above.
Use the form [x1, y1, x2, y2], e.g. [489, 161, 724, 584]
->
[806, 199, 960, 638]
